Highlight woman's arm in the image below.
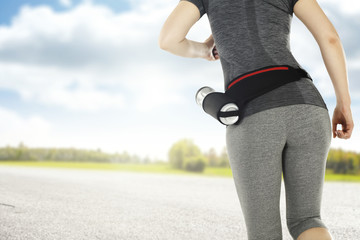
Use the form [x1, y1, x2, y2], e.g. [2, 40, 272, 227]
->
[294, 0, 350, 106]
[158, 1, 218, 61]
[294, 0, 354, 139]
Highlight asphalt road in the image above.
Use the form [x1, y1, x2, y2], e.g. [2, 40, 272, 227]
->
[0, 166, 359, 240]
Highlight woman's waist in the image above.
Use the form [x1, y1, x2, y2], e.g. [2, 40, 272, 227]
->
[242, 78, 328, 115]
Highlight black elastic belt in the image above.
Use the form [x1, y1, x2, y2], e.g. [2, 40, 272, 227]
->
[219, 65, 312, 119]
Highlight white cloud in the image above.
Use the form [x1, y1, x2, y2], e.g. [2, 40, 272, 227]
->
[320, 0, 360, 16]
[59, 0, 72, 7]
[0, 62, 125, 112]
[0, 106, 52, 147]
[0, 1, 217, 113]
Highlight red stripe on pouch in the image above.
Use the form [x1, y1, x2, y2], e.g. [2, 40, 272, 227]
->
[227, 66, 289, 90]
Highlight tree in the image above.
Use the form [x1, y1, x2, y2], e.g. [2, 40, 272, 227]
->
[183, 155, 207, 172]
[143, 155, 151, 164]
[205, 147, 219, 167]
[168, 139, 202, 170]
[218, 146, 230, 168]
[16, 141, 28, 160]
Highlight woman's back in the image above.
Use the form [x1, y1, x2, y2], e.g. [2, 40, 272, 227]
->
[200, 0, 301, 88]
[183, 0, 328, 117]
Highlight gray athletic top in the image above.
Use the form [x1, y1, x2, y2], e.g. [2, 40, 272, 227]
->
[181, 0, 328, 118]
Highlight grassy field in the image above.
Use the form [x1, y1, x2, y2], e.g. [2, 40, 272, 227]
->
[1, 161, 360, 182]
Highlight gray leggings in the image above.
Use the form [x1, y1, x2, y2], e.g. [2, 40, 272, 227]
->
[226, 104, 332, 240]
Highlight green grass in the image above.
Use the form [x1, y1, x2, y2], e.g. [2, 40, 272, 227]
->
[1, 161, 360, 182]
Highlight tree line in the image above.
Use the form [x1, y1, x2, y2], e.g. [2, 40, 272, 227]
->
[167, 139, 360, 174]
[0, 141, 359, 175]
[327, 148, 360, 175]
[0, 142, 149, 164]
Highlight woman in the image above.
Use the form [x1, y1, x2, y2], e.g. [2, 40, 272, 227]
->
[159, 0, 354, 239]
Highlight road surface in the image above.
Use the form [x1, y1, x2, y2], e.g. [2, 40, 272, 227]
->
[0, 166, 359, 240]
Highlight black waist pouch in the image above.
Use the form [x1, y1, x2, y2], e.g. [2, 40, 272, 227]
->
[223, 65, 312, 125]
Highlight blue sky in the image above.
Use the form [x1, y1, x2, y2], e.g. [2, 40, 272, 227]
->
[0, 0, 131, 25]
[0, 0, 359, 161]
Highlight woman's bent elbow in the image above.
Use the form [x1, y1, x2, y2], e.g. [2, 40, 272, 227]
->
[158, 35, 174, 50]
[158, 37, 168, 50]
[318, 34, 341, 49]
[328, 35, 340, 45]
